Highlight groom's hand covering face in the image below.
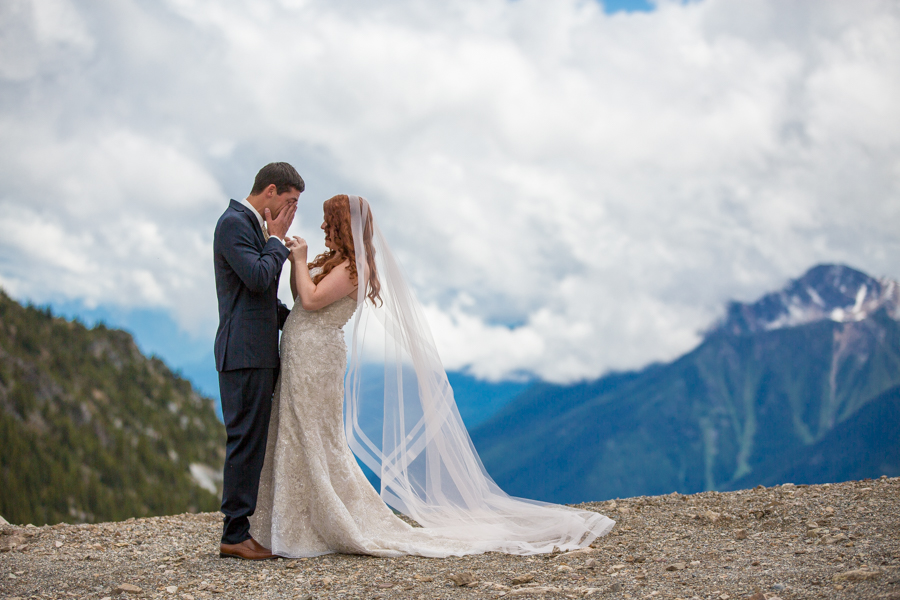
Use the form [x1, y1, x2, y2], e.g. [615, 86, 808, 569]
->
[269, 186, 301, 219]
[264, 185, 300, 240]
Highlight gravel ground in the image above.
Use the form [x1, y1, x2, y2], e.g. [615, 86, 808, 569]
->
[1, 477, 898, 600]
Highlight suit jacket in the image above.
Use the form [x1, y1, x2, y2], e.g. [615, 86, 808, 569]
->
[214, 199, 291, 372]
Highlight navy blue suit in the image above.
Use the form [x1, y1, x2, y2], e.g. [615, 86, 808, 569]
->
[214, 199, 291, 544]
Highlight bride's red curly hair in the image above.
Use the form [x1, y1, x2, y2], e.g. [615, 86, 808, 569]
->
[309, 195, 381, 305]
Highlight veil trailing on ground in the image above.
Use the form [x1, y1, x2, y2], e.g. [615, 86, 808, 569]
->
[343, 196, 614, 555]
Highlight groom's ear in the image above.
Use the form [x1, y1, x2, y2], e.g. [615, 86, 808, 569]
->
[263, 183, 278, 198]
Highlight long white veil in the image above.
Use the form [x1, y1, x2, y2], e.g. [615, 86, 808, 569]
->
[343, 196, 614, 555]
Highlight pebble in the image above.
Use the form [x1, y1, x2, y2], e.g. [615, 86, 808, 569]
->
[510, 574, 534, 585]
[447, 572, 478, 587]
[833, 568, 881, 582]
[114, 583, 142, 594]
[666, 562, 687, 571]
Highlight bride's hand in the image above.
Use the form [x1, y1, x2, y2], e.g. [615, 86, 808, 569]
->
[285, 236, 308, 262]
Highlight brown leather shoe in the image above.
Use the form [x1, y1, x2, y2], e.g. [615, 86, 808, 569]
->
[219, 538, 278, 560]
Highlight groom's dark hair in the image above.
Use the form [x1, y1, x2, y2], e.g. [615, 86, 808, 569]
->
[251, 162, 305, 195]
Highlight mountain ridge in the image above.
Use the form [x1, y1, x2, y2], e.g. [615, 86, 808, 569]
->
[472, 264, 900, 503]
[0, 289, 225, 526]
[711, 264, 899, 336]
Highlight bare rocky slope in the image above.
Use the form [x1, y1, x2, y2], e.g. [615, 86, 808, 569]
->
[2, 478, 898, 600]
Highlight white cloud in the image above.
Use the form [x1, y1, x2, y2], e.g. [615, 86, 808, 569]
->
[1, 0, 898, 382]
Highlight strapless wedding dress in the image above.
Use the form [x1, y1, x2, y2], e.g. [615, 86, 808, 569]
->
[251, 295, 478, 557]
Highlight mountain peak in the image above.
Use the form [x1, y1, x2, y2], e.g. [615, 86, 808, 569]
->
[713, 264, 900, 336]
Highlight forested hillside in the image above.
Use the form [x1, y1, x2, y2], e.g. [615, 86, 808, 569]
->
[0, 290, 224, 525]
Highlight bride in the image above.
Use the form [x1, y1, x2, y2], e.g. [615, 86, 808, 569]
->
[249, 194, 613, 557]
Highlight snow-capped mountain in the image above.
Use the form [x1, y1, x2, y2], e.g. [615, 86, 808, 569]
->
[713, 264, 900, 336]
[472, 263, 900, 502]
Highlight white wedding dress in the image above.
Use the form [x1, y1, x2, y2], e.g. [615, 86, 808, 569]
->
[251, 292, 477, 557]
[250, 197, 614, 558]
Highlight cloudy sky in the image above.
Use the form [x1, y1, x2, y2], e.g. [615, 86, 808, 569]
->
[1, 0, 898, 395]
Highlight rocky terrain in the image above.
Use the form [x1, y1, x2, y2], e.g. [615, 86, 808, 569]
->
[2, 478, 898, 600]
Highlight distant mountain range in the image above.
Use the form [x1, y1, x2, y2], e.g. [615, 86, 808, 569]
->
[3, 264, 898, 524]
[471, 264, 900, 503]
[0, 290, 224, 526]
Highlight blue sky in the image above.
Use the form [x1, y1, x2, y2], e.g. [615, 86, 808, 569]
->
[1, 0, 898, 403]
[601, 0, 656, 13]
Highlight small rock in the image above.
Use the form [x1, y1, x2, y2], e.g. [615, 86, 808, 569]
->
[824, 506, 835, 514]
[833, 569, 880, 582]
[375, 582, 393, 589]
[747, 592, 766, 600]
[181, 595, 195, 600]
[510, 574, 535, 585]
[584, 558, 596, 569]
[690, 560, 700, 567]
[734, 529, 748, 540]
[414, 575, 433, 582]
[447, 572, 478, 587]
[819, 533, 847, 545]
[54, 541, 63, 548]
[666, 563, 687, 571]
[772, 583, 787, 591]
[166, 586, 178, 594]
[702, 510, 721, 523]
[115, 583, 143, 594]
[557, 565, 573, 572]
[609, 582, 624, 593]
[806, 527, 828, 537]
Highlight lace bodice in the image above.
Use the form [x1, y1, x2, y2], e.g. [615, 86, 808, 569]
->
[286, 294, 357, 332]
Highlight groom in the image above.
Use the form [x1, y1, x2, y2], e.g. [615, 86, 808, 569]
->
[213, 162, 303, 560]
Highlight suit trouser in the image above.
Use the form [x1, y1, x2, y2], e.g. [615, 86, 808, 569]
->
[218, 367, 277, 545]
